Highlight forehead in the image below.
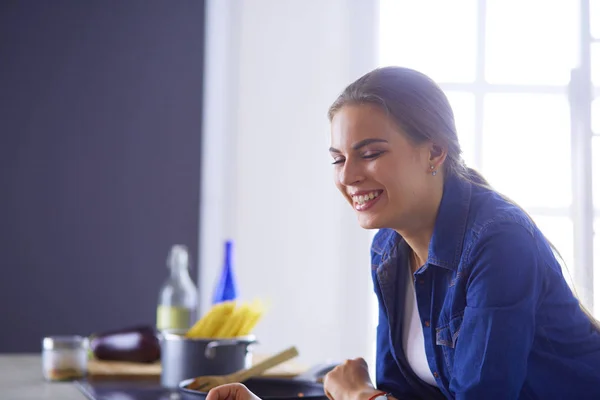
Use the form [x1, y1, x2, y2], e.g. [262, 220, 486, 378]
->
[330, 104, 399, 146]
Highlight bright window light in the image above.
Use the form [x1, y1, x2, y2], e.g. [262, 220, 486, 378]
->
[482, 94, 572, 208]
[485, 0, 577, 85]
[378, 0, 477, 82]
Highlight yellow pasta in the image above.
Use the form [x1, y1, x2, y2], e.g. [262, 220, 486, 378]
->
[185, 298, 265, 338]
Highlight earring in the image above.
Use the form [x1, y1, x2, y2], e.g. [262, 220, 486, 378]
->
[430, 165, 437, 176]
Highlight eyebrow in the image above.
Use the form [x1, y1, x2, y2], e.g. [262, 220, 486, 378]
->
[329, 138, 389, 153]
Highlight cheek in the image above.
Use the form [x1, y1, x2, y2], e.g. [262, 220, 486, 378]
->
[369, 164, 397, 190]
[375, 165, 414, 199]
[333, 172, 345, 194]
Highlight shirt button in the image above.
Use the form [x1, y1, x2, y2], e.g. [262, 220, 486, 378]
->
[424, 320, 430, 327]
[418, 279, 425, 284]
[433, 371, 439, 378]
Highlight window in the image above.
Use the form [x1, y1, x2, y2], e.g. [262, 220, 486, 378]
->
[481, 94, 572, 208]
[485, 0, 577, 85]
[378, 0, 597, 322]
[378, 0, 477, 83]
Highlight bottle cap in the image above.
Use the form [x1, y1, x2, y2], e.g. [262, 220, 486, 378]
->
[168, 245, 189, 269]
[42, 335, 89, 350]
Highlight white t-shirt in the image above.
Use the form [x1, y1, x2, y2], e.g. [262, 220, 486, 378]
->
[402, 267, 438, 387]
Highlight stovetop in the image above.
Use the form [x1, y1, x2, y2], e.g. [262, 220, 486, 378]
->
[75, 380, 187, 400]
[74, 363, 335, 400]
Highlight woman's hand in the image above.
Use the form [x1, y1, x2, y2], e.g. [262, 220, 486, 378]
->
[323, 358, 380, 400]
[206, 383, 262, 400]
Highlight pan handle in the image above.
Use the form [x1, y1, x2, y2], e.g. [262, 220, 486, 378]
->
[293, 362, 339, 383]
[204, 338, 259, 359]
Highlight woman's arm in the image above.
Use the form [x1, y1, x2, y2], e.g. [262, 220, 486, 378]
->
[374, 304, 421, 399]
[450, 220, 545, 399]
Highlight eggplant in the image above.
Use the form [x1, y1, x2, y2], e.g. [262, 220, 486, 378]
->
[89, 325, 161, 363]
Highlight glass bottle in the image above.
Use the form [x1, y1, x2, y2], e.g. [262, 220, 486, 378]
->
[212, 240, 238, 304]
[156, 245, 198, 331]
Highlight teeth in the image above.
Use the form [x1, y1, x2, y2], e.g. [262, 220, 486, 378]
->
[351, 191, 381, 205]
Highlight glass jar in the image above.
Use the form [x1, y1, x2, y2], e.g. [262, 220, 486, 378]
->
[42, 335, 89, 381]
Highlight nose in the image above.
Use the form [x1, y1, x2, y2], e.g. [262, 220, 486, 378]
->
[338, 158, 364, 187]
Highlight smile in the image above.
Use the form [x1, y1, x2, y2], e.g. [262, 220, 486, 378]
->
[351, 190, 383, 211]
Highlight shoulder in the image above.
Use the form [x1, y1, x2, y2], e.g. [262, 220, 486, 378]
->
[460, 186, 559, 291]
[460, 183, 562, 274]
[466, 184, 538, 244]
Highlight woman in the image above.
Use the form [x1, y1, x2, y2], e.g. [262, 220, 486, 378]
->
[207, 67, 600, 400]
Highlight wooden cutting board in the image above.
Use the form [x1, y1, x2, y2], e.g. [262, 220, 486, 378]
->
[87, 354, 308, 381]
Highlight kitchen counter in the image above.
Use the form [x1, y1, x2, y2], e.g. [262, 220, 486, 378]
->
[1, 354, 331, 400]
[0, 354, 85, 400]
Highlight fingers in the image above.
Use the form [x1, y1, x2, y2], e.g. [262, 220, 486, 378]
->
[349, 357, 367, 365]
[206, 383, 252, 400]
[323, 357, 375, 400]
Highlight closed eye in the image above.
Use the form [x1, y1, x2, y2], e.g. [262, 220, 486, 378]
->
[332, 151, 384, 165]
[362, 151, 384, 159]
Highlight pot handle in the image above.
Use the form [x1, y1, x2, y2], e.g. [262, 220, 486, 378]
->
[204, 338, 259, 359]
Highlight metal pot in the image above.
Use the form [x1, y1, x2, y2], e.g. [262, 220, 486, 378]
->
[159, 330, 257, 389]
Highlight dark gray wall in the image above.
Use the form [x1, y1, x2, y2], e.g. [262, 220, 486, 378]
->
[0, 0, 205, 352]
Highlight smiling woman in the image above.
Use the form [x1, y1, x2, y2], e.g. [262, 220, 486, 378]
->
[322, 66, 600, 400]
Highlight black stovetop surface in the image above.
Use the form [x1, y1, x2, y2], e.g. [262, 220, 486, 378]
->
[75, 380, 184, 400]
[74, 363, 334, 400]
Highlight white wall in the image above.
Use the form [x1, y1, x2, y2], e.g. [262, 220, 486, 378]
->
[199, 0, 380, 368]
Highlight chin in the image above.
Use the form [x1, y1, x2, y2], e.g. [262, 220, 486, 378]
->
[356, 215, 385, 230]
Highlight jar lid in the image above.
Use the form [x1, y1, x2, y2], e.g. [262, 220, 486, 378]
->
[42, 335, 89, 350]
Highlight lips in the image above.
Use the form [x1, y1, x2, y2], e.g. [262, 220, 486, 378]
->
[350, 190, 383, 211]
[351, 190, 382, 205]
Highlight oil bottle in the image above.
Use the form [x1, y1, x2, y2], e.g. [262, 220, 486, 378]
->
[156, 245, 198, 331]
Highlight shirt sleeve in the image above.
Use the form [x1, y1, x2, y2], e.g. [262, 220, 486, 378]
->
[450, 220, 545, 399]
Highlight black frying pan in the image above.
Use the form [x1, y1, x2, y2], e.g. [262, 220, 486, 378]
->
[178, 363, 337, 400]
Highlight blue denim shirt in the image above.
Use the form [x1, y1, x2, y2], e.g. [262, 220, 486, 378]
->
[371, 173, 600, 400]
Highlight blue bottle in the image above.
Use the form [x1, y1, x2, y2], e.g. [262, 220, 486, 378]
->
[212, 240, 238, 304]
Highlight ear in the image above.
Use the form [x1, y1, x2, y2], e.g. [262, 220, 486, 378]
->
[428, 142, 447, 171]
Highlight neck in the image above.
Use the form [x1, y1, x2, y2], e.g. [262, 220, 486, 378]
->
[402, 226, 434, 273]
[395, 182, 444, 272]
[170, 266, 188, 280]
